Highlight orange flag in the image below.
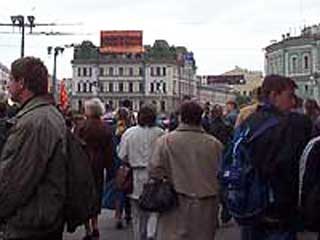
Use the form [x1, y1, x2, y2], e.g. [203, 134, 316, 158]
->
[59, 79, 69, 110]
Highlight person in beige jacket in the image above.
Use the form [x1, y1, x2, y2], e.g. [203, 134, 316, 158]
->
[149, 101, 223, 240]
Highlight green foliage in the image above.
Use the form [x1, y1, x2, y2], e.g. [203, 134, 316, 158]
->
[74, 41, 99, 60]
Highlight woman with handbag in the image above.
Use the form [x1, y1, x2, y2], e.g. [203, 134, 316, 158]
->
[148, 101, 223, 240]
[118, 105, 164, 240]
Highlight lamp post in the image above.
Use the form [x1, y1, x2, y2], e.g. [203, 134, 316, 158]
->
[48, 46, 64, 101]
[10, 15, 35, 57]
[47, 44, 75, 101]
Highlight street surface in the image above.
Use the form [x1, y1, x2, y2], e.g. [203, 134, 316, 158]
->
[64, 210, 240, 240]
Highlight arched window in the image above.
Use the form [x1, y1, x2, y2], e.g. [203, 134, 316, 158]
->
[77, 82, 81, 92]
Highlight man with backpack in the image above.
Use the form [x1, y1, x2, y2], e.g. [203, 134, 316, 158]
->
[220, 75, 311, 240]
[0, 57, 68, 240]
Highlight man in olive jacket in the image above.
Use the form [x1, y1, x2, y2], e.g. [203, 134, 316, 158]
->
[0, 57, 67, 240]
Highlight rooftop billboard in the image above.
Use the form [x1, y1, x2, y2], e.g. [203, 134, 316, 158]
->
[100, 30, 144, 53]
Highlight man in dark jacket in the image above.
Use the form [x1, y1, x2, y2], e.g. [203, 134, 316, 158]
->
[208, 104, 233, 145]
[241, 75, 311, 240]
[0, 57, 67, 240]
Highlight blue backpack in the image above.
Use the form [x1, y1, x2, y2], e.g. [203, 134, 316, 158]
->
[219, 116, 279, 225]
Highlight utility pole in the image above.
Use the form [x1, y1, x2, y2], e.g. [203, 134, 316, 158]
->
[0, 15, 78, 58]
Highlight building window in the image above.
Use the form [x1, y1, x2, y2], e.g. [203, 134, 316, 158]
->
[109, 67, 114, 76]
[163, 82, 166, 93]
[291, 56, 297, 73]
[119, 82, 124, 92]
[100, 83, 104, 92]
[129, 68, 134, 76]
[129, 82, 133, 92]
[77, 83, 81, 92]
[151, 67, 154, 76]
[78, 100, 83, 112]
[139, 67, 143, 76]
[156, 82, 161, 92]
[109, 83, 113, 92]
[88, 68, 92, 77]
[89, 83, 93, 93]
[150, 83, 154, 93]
[77, 68, 81, 77]
[304, 56, 309, 70]
[119, 67, 124, 76]
[163, 67, 166, 76]
[160, 101, 166, 112]
[83, 68, 87, 77]
[156, 67, 161, 76]
[139, 83, 144, 93]
[100, 67, 104, 76]
[83, 83, 87, 93]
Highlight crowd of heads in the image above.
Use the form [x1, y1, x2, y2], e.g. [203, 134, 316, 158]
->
[4, 58, 320, 132]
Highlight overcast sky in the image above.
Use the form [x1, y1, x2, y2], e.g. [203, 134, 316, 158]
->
[0, 0, 319, 79]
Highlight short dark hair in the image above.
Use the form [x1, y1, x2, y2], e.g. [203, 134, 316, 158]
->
[138, 105, 157, 127]
[211, 104, 223, 118]
[11, 57, 48, 95]
[180, 101, 203, 125]
[262, 75, 297, 98]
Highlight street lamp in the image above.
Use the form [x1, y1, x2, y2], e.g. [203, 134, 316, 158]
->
[48, 46, 64, 101]
[10, 15, 35, 57]
[47, 44, 75, 101]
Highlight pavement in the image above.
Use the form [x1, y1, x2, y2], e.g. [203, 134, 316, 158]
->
[64, 210, 240, 240]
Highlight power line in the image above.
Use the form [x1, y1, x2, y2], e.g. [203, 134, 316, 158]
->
[0, 15, 81, 57]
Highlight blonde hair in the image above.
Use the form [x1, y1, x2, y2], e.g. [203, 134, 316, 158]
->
[84, 98, 105, 118]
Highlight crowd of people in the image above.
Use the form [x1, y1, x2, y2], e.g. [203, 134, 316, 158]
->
[1, 56, 320, 240]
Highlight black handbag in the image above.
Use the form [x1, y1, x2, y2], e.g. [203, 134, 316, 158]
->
[138, 178, 178, 213]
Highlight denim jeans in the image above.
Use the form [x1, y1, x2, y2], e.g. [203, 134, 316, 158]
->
[241, 226, 296, 240]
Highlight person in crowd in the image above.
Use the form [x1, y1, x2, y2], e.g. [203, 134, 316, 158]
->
[235, 87, 262, 127]
[0, 57, 67, 239]
[201, 102, 211, 132]
[240, 75, 311, 240]
[149, 101, 223, 240]
[112, 107, 132, 229]
[122, 99, 137, 126]
[118, 105, 164, 240]
[304, 99, 320, 123]
[208, 104, 233, 145]
[225, 99, 239, 127]
[168, 111, 179, 132]
[102, 103, 116, 126]
[75, 98, 113, 240]
[298, 135, 320, 240]
[208, 104, 233, 225]
[303, 99, 320, 137]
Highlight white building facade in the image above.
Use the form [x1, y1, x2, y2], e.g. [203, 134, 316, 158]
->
[71, 39, 197, 113]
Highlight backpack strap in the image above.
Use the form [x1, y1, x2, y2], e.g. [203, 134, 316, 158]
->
[299, 136, 320, 205]
[248, 117, 280, 143]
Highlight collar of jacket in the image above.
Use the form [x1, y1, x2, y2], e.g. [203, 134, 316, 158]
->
[176, 123, 205, 133]
[15, 95, 53, 119]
